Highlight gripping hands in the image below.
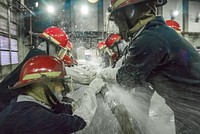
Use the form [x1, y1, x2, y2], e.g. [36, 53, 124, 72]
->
[72, 77, 105, 126]
[65, 66, 96, 85]
[97, 67, 119, 82]
[88, 77, 106, 94]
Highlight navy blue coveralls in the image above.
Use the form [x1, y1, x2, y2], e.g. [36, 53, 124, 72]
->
[0, 99, 86, 134]
[117, 16, 200, 133]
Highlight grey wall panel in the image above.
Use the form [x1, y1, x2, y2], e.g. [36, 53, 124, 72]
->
[10, 23, 18, 36]
[0, 18, 8, 33]
[0, 0, 26, 80]
[11, 11, 17, 24]
[0, 65, 12, 80]
[0, 4, 8, 19]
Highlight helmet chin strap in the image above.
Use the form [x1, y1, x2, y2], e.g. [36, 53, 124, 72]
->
[42, 82, 60, 106]
[116, 42, 121, 59]
[46, 41, 50, 54]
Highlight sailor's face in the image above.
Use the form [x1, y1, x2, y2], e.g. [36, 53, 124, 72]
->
[53, 82, 64, 101]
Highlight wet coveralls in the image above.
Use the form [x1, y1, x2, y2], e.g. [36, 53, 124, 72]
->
[116, 16, 200, 133]
[0, 99, 86, 134]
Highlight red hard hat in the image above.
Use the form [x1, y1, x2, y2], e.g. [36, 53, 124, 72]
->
[63, 55, 73, 67]
[166, 20, 181, 32]
[110, 0, 167, 16]
[105, 33, 122, 48]
[41, 26, 68, 48]
[110, 0, 146, 13]
[97, 41, 106, 50]
[9, 55, 66, 89]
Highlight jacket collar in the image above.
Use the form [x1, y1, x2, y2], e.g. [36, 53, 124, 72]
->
[17, 95, 51, 109]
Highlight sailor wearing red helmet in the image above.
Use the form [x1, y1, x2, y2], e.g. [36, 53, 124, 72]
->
[105, 33, 128, 67]
[96, 41, 113, 68]
[0, 26, 72, 112]
[38, 26, 69, 59]
[166, 20, 181, 34]
[96, 0, 200, 133]
[0, 55, 105, 134]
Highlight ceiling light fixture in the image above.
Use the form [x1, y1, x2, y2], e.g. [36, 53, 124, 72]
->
[88, 0, 98, 4]
[47, 5, 55, 14]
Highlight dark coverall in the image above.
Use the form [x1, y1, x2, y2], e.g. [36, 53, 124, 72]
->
[0, 48, 46, 112]
[116, 16, 200, 133]
[0, 99, 86, 134]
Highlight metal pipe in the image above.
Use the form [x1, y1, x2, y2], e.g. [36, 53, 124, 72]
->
[98, 0, 104, 39]
[30, 14, 33, 47]
[182, 0, 189, 33]
[7, 1, 12, 66]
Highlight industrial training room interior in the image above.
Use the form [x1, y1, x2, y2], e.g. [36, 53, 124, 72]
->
[0, 0, 200, 134]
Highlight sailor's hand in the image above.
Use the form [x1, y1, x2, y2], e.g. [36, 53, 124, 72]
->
[89, 77, 106, 94]
[97, 67, 119, 82]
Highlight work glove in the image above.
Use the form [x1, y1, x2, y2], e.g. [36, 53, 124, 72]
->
[52, 103, 73, 115]
[73, 77, 105, 126]
[65, 66, 96, 85]
[88, 77, 106, 94]
[97, 67, 119, 82]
